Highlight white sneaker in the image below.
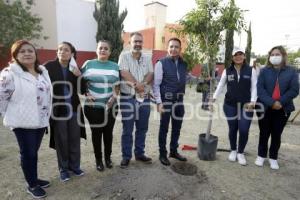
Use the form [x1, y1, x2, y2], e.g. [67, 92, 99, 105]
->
[237, 153, 247, 165]
[269, 159, 279, 170]
[255, 156, 265, 167]
[228, 151, 237, 162]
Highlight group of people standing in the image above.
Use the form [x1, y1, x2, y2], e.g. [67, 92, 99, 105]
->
[1, 34, 299, 199]
[0, 33, 299, 199]
[0, 33, 189, 198]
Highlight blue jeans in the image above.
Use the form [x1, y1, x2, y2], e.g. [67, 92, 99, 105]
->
[223, 103, 253, 153]
[159, 101, 185, 156]
[13, 128, 46, 188]
[120, 97, 150, 160]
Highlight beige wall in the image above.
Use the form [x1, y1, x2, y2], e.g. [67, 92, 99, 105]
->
[29, 0, 58, 49]
[7, 0, 58, 49]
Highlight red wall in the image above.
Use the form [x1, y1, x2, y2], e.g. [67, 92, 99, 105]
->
[152, 50, 167, 64]
[0, 56, 10, 69]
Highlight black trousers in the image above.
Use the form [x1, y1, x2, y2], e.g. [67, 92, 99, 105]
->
[84, 104, 118, 164]
[257, 108, 290, 159]
[53, 115, 81, 172]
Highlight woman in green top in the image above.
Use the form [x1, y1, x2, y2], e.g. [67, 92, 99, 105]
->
[81, 40, 120, 171]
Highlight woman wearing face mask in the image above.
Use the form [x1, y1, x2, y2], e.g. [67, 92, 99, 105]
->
[0, 40, 52, 198]
[44, 42, 86, 182]
[255, 46, 299, 169]
[81, 40, 119, 171]
[213, 48, 257, 166]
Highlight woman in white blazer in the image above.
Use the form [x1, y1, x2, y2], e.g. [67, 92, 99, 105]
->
[0, 40, 52, 199]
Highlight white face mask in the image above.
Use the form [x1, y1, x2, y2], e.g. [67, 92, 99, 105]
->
[269, 56, 282, 65]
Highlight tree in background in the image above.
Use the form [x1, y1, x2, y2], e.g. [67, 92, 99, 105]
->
[93, 0, 127, 62]
[0, 0, 43, 58]
[287, 48, 300, 68]
[256, 54, 267, 65]
[224, 0, 245, 68]
[245, 22, 252, 64]
[178, 0, 245, 140]
[224, 29, 234, 68]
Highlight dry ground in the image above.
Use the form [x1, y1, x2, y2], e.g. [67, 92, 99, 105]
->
[0, 87, 300, 200]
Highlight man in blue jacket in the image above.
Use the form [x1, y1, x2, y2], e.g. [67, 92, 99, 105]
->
[153, 38, 188, 166]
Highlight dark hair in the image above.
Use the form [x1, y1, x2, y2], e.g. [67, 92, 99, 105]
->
[97, 40, 112, 50]
[10, 40, 42, 74]
[130, 32, 143, 38]
[59, 41, 77, 60]
[168, 37, 182, 46]
[266, 45, 287, 67]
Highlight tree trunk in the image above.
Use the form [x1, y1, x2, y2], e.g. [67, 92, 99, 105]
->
[205, 58, 216, 141]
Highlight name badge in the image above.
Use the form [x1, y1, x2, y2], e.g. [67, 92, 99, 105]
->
[243, 75, 251, 79]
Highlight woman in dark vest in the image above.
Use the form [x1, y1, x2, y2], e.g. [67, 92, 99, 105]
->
[255, 46, 299, 170]
[44, 42, 86, 181]
[213, 48, 257, 166]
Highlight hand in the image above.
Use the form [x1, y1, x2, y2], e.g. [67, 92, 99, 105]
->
[272, 101, 282, 110]
[85, 92, 96, 102]
[135, 82, 145, 93]
[71, 67, 82, 77]
[245, 102, 255, 111]
[106, 96, 116, 109]
[157, 103, 164, 114]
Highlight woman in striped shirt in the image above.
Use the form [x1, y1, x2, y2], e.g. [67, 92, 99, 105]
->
[81, 40, 120, 171]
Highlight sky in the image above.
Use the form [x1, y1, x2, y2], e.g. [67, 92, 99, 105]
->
[119, 0, 300, 55]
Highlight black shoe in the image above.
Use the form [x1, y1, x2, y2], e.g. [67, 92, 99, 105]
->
[169, 152, 187, 161]
[27, 186, 47, 199]
[37, 179, 50, 188]
[105, 158, 113, 169]
[159, 156, 171, 166]
[120, 159, 130, 169]
[70, 168, 85, 176]
[135, 155, 152, 163]
[96, 161, 105, 172]
[60, 170, 70, 182]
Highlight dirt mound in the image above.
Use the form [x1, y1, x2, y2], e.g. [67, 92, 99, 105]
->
[170, 162, 198, 176]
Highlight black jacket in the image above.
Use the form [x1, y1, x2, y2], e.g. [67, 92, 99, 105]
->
[44, 59, 87, 149]
[225, 63, 252, 106]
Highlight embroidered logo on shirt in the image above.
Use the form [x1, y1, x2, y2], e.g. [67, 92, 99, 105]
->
[227, 74, 235, 81]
